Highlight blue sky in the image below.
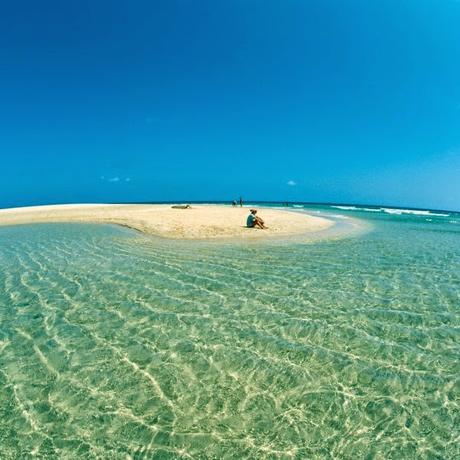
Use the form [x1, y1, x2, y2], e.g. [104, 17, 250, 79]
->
[1, 0, 460, 210]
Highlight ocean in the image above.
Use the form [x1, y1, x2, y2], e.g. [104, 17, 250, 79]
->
[0, 204, 459, 459]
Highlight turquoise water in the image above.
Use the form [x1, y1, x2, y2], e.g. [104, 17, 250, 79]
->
[0, 206, 459, 459]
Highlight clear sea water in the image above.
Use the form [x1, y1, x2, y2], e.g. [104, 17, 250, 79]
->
[0, 204, 459, 459]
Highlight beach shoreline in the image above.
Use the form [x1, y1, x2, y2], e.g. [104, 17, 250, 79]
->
[0, 203, 335, 240]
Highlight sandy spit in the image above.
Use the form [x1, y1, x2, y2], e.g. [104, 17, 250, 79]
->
[0, 204, 334, 240]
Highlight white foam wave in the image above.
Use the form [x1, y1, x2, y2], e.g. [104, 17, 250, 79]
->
[331, 205, 380, 212]
[330, 205, 449, 217]
[331, 206, 359, 211]
[381, 208, 449, 217]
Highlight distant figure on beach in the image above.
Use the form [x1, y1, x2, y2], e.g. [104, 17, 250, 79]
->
[171, 204, 191, 209]
[239, 197, 243, 207]
[232, 200, 237, 207]
[247, 209, 267, 229]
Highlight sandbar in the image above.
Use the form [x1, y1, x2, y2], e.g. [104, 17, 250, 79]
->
[0, 204, 334, 240]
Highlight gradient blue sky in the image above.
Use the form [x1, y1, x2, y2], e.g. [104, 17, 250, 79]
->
[1, 0, 460, 210]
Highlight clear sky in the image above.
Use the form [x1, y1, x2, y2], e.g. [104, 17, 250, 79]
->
[1, 0, 460, 210]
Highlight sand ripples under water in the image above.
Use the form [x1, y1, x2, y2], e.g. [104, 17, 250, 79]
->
[0, 213, 459, 459]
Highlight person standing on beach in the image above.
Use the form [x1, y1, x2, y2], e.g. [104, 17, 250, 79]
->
[239, 197, 243, 207]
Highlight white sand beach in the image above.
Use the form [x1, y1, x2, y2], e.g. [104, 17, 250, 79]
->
[0, 204, 334, 240]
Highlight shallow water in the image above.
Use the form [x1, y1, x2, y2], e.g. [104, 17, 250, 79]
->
[0, 207, 459, 459]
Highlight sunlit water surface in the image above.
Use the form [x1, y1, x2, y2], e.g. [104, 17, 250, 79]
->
[0, 206, 459, 459]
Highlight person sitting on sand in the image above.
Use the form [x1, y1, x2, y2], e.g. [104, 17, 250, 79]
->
[247, 209, 267, 229]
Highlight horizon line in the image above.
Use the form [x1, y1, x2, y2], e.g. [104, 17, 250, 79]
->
[1, 200, 458, 214]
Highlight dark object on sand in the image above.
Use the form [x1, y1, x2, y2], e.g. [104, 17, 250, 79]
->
[171, 204, 191, 209]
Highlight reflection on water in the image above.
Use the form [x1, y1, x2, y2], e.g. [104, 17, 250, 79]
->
[0, 212, 459, 459]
